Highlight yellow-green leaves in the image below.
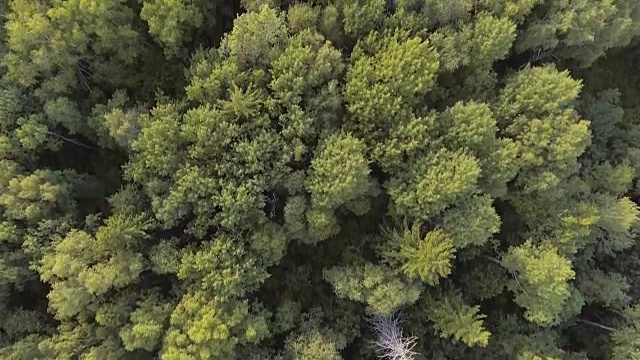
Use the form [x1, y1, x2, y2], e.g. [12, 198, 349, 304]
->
[119, 295, 173, 352]
[77, 251, 145, 296]
[342, 0, 387, 38]
[496, 65, 583, 122]
[286, 4, 320, 34]
[222, 5, 288, 69]
[306, 207, 340, 244]
[423, 290, 491, 347]
[399, 229, 455, 285]
[140, 0, 203, 56]
[496, 66, 591, 244]
[286, 331, 343, 360]
[5, 0, 141, 96]
[149, 239, 182, 275]
[346, 31, 439, 127]
[5, 0, 640, 358]
[380, 215, 496, 286]
[0, 165, 78, 223]
[127, 103, 185, 180]
[502, 241, 575, 325]
[478, 0, 542, 21]
[160, 291, 255, 360]
[178, 236, 268, 298]
[516, 0, 640, 66]
[14, 116, 48, 152]
[40, 214, 151, 302]
[270, 29, 343, 111]
[241, 0, 280, 12]
[437, 101, 518, 196]
[611, 304, 640, 360]
[427, 13, 515, 72]
[469, 13, 516, 69]
[442, 195, 501, 248]
[387, 149, 481, 218]
[270, 28, 344, 149]
[307, 134, 370, 210]
[302, 133, 372, 243]
[594, 195, 639, 252]
[250, 222, 289, 266]
[441, 101, 497, 151]
[345, 31, 439, 169]
[323, 264, 422, 315]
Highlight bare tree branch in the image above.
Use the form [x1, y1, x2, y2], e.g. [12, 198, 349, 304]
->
[47, 131, 96, 151]
[578, 319, 616, 332]
[368, 314, 419, 360]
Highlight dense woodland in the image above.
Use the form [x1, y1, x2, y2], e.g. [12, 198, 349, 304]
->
[1, 0, 640, 359]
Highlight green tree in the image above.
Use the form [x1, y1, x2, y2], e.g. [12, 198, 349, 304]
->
[502, 241, 575, 325]
[5, 0, 141, 98]
[140, 0, 204, 56]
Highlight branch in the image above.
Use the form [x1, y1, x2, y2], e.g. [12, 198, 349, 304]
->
[578, 319, 616, 332]
[485, 256, 531, 295]
[485, 256, 503, 267]
[368, 314, 419, 360]
[76, 63, 92, 92]
[47, 131, 96, 151]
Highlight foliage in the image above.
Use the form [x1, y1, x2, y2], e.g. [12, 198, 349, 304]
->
[1, 1, 640, 359]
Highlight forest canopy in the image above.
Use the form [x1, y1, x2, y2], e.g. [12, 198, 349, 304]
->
[1, 0, 640, 359]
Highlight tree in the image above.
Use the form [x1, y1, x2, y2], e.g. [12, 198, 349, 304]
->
[502, 241, 575, 325]
[515, 0, 640, 66]
[344, 29, 439, 170]
[422, 290, 491, 347]
[4, 0, 142, 98]
[323, 263, 422, 316]
[140, 0, 204, 56]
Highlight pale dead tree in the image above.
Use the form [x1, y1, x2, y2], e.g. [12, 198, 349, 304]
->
[368, 314, 418, 360]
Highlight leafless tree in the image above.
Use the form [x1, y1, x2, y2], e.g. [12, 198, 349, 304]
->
[368, 314, 418, 360]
